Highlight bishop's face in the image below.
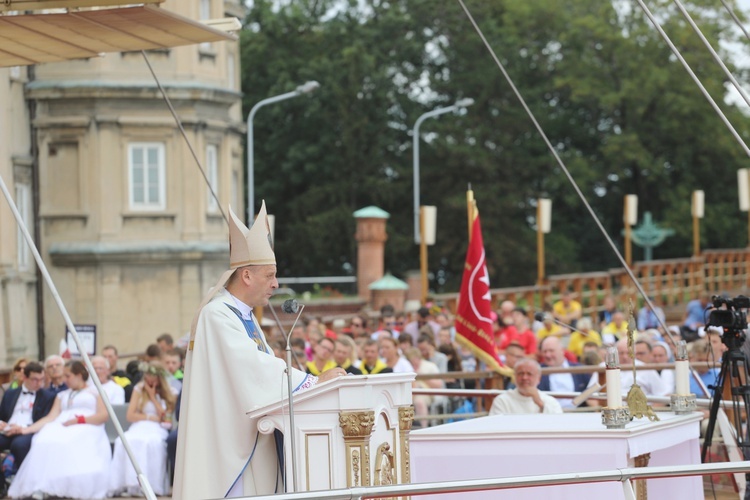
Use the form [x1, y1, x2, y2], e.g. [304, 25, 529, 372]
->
[243, 265, 278, 308]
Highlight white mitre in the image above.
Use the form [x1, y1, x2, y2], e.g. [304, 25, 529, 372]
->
[228, 201, 275, 268]
[189, 200, 276, 344]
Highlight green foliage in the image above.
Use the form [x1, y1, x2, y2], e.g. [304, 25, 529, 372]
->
[240, 0, 750, 292]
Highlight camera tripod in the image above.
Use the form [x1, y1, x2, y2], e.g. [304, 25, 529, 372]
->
[701, 332, 750, 463]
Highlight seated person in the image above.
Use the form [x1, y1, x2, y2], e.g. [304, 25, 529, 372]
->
[567, 317, 602, 360]
[652, 341, 675, 394]
[489, 359, 562, 415]
[535, 313, 565, 342]
[0, 362, 55, 484]
[333, 337, 362, 375]
[110, 361, 177, 496]
[305, 336, 337, 375]
[689, 338, 720, 398]
[360, 339, 393, 374]
[538, 337, 590, 409]
[404, 348, 444, 427]
[163, 348, 185, 382]
[553, 291, 582, 328]
[89, 355, 125, 405]
[1, 358, 29, 395]
[601, 311, 628, 345]
[380, 337, 412, 373]
[43, 355, 67, 394]
[587, 339, 668, 402]
[9, 360, 110, 499]
[102, 345, 133, 402]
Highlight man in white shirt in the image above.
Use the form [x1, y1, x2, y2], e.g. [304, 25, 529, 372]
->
[380, 337, 413, 373]
[88, 355, 125, 405]
[538, 337, 589, 409]
[490, 359, 562, 415]
[588, 339, 668, 398]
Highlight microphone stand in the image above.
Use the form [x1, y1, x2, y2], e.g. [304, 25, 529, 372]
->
[267, 302, 305, 493]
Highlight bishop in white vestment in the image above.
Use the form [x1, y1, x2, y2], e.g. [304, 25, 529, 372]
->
[173, 202, 345, 500]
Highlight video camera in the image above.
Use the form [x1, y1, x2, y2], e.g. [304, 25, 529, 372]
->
[707, 295, 750, 334]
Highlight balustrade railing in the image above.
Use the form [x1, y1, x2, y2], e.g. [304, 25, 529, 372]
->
[434, 248, 750, 318]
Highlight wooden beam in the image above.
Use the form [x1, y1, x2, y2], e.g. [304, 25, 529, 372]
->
[0, 0, 163, 13]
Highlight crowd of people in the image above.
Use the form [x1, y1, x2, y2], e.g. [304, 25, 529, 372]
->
[259, 291, 721, 420]
[0, 290, 723, 497]
[488, 291, 723, 415]
[0, 337, 183, 499]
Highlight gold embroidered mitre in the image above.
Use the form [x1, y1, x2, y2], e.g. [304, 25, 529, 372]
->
[228, 200, 275, 268]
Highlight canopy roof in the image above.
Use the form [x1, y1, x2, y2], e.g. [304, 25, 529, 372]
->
[0, 4, 238, 67]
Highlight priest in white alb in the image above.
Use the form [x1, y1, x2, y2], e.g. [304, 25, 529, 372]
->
[489, 358, 563, 415]
[173, 201, 345, 500]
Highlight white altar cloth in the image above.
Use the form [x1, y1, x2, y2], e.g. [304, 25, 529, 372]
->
[410, 412, 703, 499]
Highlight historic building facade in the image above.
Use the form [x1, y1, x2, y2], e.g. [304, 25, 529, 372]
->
[0, 0, 245, 364]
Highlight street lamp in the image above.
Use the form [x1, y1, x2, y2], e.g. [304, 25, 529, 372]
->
[246, 80, 320, 221]
[412, 97, 474, 243]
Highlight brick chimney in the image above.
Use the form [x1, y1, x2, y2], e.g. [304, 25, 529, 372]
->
[353, 206, 390, 300]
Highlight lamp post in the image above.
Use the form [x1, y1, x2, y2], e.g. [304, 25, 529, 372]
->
[623, 194, 638, 267]
[419, 205, 437, 304]
[246, 80, 320, 221]
[738, 168, 750, 246]
[412, 98, 474, 243]
[536, 198, 551, 286]
[692, 190, 704, 257]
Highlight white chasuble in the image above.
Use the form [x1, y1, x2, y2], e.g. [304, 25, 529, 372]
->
[174, 288, 313, 500]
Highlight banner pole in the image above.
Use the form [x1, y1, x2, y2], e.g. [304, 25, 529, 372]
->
[467, 184, 474, 241]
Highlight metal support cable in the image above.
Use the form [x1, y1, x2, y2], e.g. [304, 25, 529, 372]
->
[671, 0, 750, 111]
[720, 0, 750, 45]
[140, 50, 228, 225]
[0, 173, 157, 500]
[454, 0, 686, 352]
[631, 0, 750, 158]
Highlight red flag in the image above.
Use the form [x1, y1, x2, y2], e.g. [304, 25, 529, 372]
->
[455, 212, 508, 374]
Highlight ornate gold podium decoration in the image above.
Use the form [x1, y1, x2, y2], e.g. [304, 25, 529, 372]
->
[374, 442, 395, 486]
[398, 405, 414, 485]
[339, 410, 375, 487]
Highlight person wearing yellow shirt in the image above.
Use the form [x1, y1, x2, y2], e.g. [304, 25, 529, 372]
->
[601, 311, 629, 344]
[552, 291, 582, 328]
[536, 313, 568, 342]
[305, 336, 338, 375]
[567, 317, 602, 360]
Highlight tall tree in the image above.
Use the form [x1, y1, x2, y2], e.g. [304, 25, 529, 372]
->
[241, 0, 750, 292]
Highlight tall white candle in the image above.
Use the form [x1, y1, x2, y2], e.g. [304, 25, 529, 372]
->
[675, 360, 690, 395]
[675, 340, 690, 395]
[606, 368, 622, 408]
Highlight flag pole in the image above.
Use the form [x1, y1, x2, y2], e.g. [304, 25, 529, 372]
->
[467, 183, 474, 241]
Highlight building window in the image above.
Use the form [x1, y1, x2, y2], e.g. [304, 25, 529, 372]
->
[128, 142, 166, 210]
[15, 183, 32, 271]
[206, 144, 219, 213]
[200, 0, 212, 52]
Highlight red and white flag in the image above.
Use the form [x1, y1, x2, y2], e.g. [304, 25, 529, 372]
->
[455, 207, 507, 374]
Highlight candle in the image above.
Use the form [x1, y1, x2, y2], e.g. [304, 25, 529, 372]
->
[605, 346, 622, 408]
[606, 368, 622, 408]
[675, 340, 690, 395]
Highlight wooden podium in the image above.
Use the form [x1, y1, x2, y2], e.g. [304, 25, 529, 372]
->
[246, 372, 415, 492]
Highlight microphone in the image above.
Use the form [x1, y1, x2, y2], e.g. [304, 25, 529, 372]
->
[282, 299, 299, 314]
[534, 312, 545, 323]
[266, 298, 305, 492]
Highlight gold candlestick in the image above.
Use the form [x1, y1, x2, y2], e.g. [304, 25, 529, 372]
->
[625, 300, 659, 422]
